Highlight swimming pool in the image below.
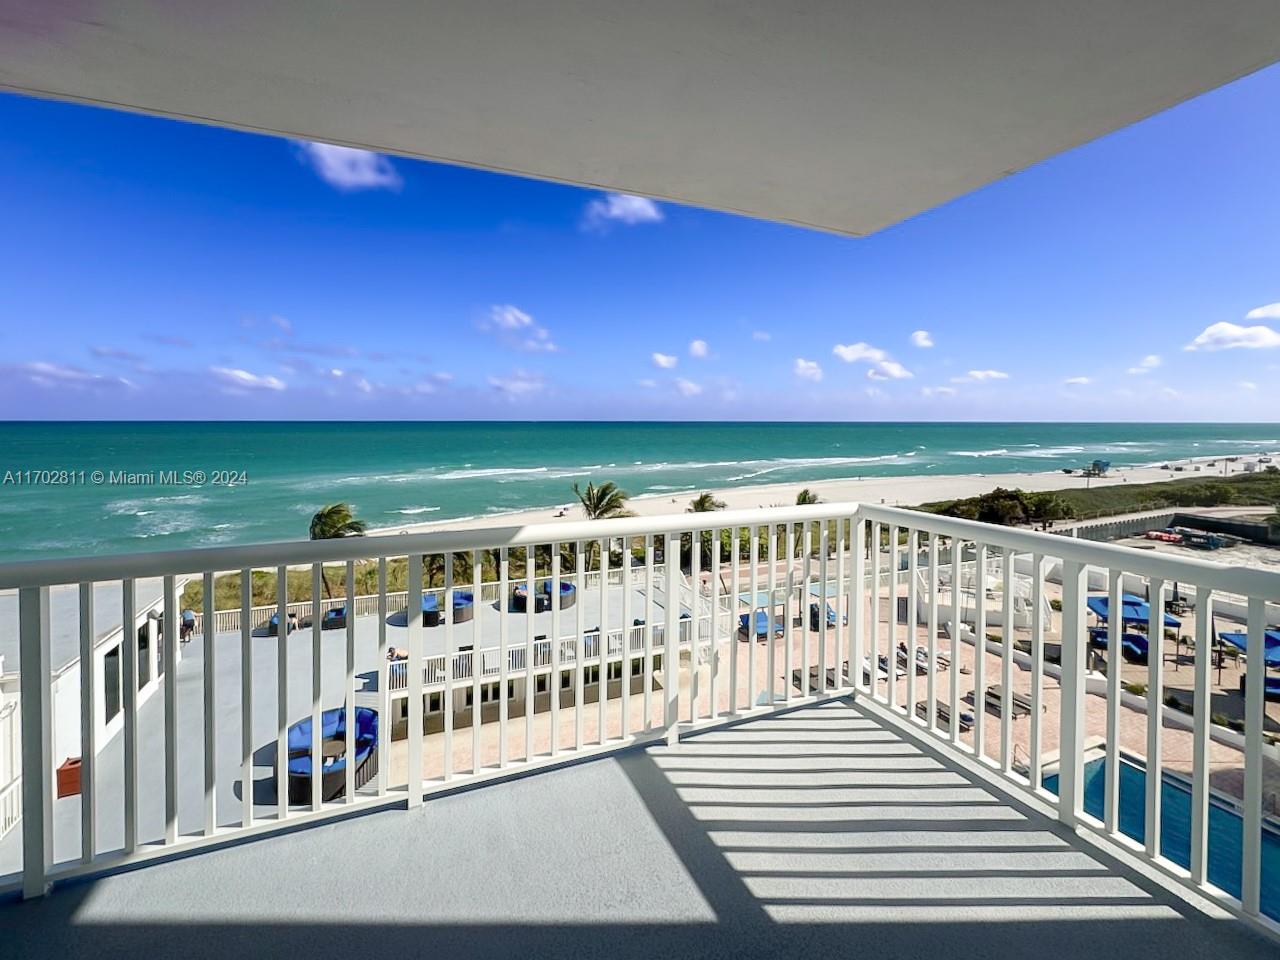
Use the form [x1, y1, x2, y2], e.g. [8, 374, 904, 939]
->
[1044, 756, 1279, 921]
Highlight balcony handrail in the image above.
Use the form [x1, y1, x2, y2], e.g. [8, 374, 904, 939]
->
[859, 503, 1280, 601]
[0, 502, 853, 590]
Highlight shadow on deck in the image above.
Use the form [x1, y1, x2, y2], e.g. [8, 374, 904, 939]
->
[4, 700, 1274, 960]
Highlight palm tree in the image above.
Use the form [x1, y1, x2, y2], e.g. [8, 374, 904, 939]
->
[796, 488, 821, 505]
[572, 481, 632, 519]
[309, 502, 366, 597]
[687, 492, 726, 513]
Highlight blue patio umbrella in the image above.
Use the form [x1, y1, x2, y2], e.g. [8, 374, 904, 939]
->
[1216, 630, 1280, 668]
[1086, 593, 1180, 629]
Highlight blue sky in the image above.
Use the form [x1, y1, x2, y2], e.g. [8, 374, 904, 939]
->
[1, 62, 1279, 422]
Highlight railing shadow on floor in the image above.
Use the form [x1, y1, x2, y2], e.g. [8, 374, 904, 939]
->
[3, 699, 1276, 960]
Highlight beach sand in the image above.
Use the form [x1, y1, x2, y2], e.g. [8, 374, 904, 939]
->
[372, 451, 1276, 538]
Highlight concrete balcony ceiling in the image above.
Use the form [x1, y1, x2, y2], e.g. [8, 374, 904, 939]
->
[2, 2, 1280, 234]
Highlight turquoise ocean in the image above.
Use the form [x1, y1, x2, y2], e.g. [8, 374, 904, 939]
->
[1, 422, 1277, 561]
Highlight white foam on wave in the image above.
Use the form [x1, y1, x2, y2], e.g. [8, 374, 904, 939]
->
[950, 448, 1009, 457]
[435, 466, 549, 480]
[394, 506, 441, 515]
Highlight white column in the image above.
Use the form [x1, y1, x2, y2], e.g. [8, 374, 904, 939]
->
[19, 586, 52, 899]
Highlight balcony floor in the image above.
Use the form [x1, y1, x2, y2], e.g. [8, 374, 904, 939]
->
[5, 699, 1274, 960]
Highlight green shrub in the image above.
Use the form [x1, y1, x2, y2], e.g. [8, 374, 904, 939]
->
[1123, 681, 1147, 696]
[1050, 598, 1063, 612]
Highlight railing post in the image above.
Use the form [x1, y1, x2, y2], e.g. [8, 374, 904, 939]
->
[19, 586, 52, 899]
[664, 533, 679, 746]
[1057, 560, 1086, 828]
[406, 553, 424, 806]
[851, 513, 866, 695]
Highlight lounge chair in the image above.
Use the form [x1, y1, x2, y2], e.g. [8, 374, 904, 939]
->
[917, 699, 973, 732]
[985, 684, 1033, 718]
[268, 612, 297, 636]
[738, 610, 783, 640]
[1238, 672, 1280, 702]
[321, 606, 347, 630]
[808, 602, 846, 632]
[1120, 633, 1149, 664]
[896, 643, 929, 675]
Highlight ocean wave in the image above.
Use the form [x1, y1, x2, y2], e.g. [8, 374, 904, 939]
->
[434, 466, 549, 480]
[950, 448, 1009, 457]
[394, 506, 441, 515]
[1017, 445, 1086, 458]
[131, 511, 201, 539]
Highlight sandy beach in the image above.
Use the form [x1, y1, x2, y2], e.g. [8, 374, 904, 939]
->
[372, 450, 1278, 538]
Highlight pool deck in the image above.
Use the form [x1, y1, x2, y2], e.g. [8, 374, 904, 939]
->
[4, 699, 1275, 960]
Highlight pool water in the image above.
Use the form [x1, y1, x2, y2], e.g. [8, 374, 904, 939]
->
[1044, 757, 1279, 921]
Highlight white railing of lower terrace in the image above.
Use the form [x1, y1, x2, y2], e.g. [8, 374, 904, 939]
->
[0, 775, 19, 841]
[402, 624, 684, 693]
[2, 502, 1278, 938]
[197, 569, 629, 636]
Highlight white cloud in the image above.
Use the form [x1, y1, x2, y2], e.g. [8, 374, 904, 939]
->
[867, 360, 912, 380]
[675, 377, 703, 397]
[271, 315, 293, 335]
[294, 141, 402, 191]
[689, 339, 709, 358]
[832, 342, 886, 363]
[950, 369, 1010, 383]
[488, 371, 545, 397]
[752, 330, 772, 342]
[910, 330, 934, 348]
[1127, 354, 1162, 373]
[1160, 386, 1180, 398]
[652, 352, 678, 369]
[1240, 380, 1258, 391]
[1245, 302, 1280, 321]
[793, 358, 823, 382]
[210, 366, 286, 392]
[864, 386, 887, 399]
[921, 385, 957, 398]
[582, 193, 664, 230]
[488, 305, 533, 330]
[1063, 376, 1091, 385]
[832, 342, 913, 380]
[480, 304, 559, 353]
[636, 378, 657, 389]
[1184, 321, 1280, 351]
[12, 361, 135, 391]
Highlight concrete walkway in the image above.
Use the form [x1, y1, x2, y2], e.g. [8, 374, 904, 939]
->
[3, 700, 1274, 960]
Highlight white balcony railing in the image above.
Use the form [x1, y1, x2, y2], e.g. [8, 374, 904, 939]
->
[2, 502, 1278, 936]
[0, 775, 19, 841]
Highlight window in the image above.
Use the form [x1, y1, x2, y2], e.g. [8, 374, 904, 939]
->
[507, 680, 517, 700]
[607, 662, 622, 681]
[630, 657, 643, 677]
[428, 692, 442, 713]
[535, 675, 548, 694]
[136, 627, 151, 689]
[464, 689, 474, 707]
[103, 647, 121, 723]
[585, 665, 599, 685]
[560, 670, 572, 690]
